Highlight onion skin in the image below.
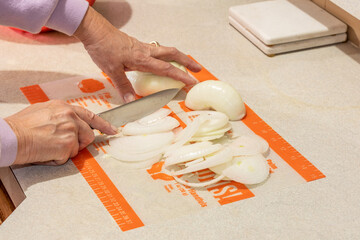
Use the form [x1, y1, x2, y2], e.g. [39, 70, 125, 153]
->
[133, 62, 187, 96]
[185, 80, 246, 120]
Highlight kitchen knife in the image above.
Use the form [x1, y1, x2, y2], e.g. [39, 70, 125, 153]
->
[98, 88, 180, 127]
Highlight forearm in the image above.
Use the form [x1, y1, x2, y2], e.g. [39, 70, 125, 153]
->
[0, 0, 88, 35]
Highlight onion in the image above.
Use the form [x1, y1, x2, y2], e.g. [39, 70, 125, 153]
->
[188, 111, 229, 134]
[133, 62, 187, 96]
[230, 134, 269, 156]
[171, 147, 233, 175]
[164, 117, 202, 157]
[122, 116, 179, 135]
[190, 133, 227, 142]
[137, 108, 172, 125]
[108, 132, 174, 154]
[210, 154, 269, 185]
[106, 145, 169, 162]
[193, 123, 232, 138]
[185, 80, 246, 120]
[164, 141, 223, 166]
[173, 174, 226, 188]
[112, 154, 163, 169]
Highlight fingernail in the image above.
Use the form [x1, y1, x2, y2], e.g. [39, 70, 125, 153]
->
[124, 93, 135, 103]
[111, 125, 118, 133]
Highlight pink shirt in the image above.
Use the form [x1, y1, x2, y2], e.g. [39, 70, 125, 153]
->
[0, 0, 89, 166]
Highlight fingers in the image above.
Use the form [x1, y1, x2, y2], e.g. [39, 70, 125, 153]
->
[149, 45, 202, 73]
[139, 57, 198, 85]
[72, 105, 118, 135]
[107, 71, 136, 103]
[74, 117, 96, 150]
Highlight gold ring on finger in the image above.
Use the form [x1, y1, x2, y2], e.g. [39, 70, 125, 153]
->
[149, 41, 160, 47]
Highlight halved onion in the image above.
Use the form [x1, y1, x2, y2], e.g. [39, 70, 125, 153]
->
[133, 62, 187, 97]
[185, 80, 246, 120]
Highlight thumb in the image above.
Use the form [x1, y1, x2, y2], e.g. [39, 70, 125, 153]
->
[110, 71, 136, 103]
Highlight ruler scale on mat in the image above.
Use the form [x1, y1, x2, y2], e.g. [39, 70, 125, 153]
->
[20, 56, 325, 231]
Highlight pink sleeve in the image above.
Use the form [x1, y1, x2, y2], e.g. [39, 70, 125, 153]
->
[0, 0, 89, 35]
[0, 118, 18, 167]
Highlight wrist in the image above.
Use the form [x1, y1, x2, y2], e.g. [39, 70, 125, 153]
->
[4, 119, 32, 165]
[74, 7, 114, 46]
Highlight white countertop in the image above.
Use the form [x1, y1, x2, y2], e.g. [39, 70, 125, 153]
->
[1, 0, 360, 239]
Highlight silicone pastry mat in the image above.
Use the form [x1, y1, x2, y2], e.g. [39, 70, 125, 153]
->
[20, 57, 325, 231]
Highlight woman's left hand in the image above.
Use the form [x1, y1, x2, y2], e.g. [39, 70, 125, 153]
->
[74, 7, 202, 103]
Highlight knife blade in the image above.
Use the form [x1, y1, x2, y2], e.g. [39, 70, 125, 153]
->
[98, 88, 180, 127]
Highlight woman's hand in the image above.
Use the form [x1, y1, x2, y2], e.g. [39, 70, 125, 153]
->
[74, 7, 202, 103]
[5, 100, 117, 166]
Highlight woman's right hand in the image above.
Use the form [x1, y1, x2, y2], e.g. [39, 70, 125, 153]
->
[5, 100, 117, 165]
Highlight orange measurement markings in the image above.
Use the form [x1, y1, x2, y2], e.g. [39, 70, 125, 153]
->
[242, 105, 325, 182]
[20, 84, 49, 104]
[79, 97, 88, 107]
[72, 149, 144, 231]
[75, 98, 84, 107]
[88, 96, 95, 103]
[92, 95, 102, 106]
[187, 55, 218, 82]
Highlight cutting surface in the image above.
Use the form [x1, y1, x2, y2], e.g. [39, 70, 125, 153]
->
[229, 0, 347, 45]
[0, 0, 360, 239]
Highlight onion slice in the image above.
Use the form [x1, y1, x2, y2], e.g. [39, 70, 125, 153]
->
[109, 131, 174, 154]
[122, 116, 179, 135]
[230, 134, 269, 156]
[173, 174, 226, 188]
[164, 141, 223, 166]
[171, 147, 233, 175]
[137, 108, 172, 125]
[210, 154, 269, 185]
[164, 117, 202, 157]
[106, 145, 169, 162]
[188, 111, 229, 134]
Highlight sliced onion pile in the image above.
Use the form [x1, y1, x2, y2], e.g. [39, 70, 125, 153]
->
[163, 111, 270, 187]
[107, 108, 270, 187]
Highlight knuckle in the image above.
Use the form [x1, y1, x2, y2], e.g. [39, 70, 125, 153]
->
[168, 47, 179, 56]
[86, 109, 96, 121]
[62, 108, 76, 119]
